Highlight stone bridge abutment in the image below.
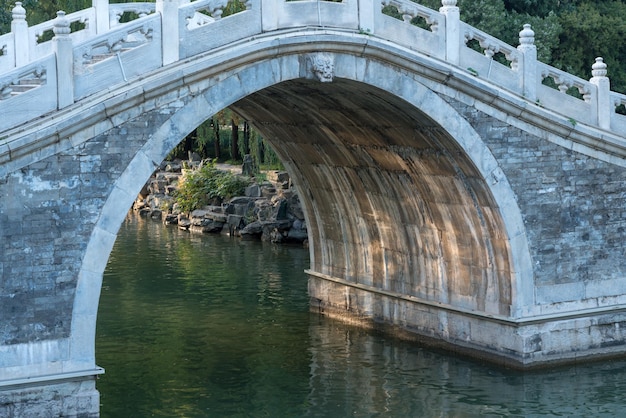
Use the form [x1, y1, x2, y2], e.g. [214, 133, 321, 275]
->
[2, 30, 626, 416]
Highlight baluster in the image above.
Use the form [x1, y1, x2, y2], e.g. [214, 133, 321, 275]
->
[590, 57, 610, 130]
[261, 0, 280, 32]
[12, 2, 29, 67]
[53, 11, 74, 108]
[440, 0, 460, 65]
[93, 0, 109, 34]
[517, 23, 536, 101]
[157, 0, 183, 65]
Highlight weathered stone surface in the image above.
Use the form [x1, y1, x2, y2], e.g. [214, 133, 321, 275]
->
[245, 184, 261, 197]
[0, 379, 99, 418]
[3, 21, 626, 413]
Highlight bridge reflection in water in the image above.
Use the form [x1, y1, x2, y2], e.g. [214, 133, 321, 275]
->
[97, 216, 626, 417]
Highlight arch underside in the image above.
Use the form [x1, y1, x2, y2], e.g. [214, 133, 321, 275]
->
[232, 78, 513, 316]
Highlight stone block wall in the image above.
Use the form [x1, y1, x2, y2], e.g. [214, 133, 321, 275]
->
[444, 96, 626, 311]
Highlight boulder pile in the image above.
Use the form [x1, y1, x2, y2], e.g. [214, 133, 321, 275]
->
[133, 159, 309, 245]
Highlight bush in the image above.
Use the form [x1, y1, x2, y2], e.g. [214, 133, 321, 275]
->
[174, 160, 250, 212]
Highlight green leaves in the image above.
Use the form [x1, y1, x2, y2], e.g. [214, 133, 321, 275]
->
[554, 1, 626, 93]
[174, 160, 250, 213]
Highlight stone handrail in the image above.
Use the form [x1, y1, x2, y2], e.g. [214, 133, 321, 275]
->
[0, 0, 624, 135]
[0, 54, 57, 130]
[459, 21, 522, 92]
[0, 32, 15, 73]
[383, 0, 444, 32]
[536, 61, 595, 125]
[377, 1, 445, 58]
[73, 14, 162, 100]
[265, 0, 358, 30]
[176, 0, 259, 61]
[611, 92, 626, 132]
[28, 8, 97, 60]
[109, 2, 156, 28]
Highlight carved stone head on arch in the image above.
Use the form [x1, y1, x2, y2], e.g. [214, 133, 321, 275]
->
[308, 52, 335, 83]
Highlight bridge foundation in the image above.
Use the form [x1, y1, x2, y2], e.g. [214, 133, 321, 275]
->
[0, 377, 99, 417]
[309, 272, 626, 368]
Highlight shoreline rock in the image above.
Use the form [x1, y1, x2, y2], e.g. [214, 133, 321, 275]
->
[132, 158, 309, 246]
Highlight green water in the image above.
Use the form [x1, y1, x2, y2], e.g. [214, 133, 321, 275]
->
[97, 215, 626, 417]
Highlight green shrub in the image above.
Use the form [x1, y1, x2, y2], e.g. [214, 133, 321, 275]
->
[175, 160, 250, 212]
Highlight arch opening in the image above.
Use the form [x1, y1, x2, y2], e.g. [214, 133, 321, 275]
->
[71, 51, 532, 374]
[232, 78, 514, 316]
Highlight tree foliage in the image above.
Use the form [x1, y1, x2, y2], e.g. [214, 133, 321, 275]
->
[553, 1, 626, 93]
[174, 160, 250, 212]
[1, 0, 625, 98]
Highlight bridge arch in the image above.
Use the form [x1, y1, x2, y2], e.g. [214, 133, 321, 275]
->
[71, 41, 533, 366]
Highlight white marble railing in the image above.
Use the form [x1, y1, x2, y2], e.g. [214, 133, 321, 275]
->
[109, 2, 155, 28]
[0, 0, 625, 136]
[28, 8, 97, 59]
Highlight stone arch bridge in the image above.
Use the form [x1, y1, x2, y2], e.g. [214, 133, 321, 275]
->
[2, 0, 626, 415]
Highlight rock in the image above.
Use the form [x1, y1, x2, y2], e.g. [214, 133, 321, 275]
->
[241, 154, 255, 176]
[287, 228, 308, 242]
[276, 171, 290, 183]
[240, 221, 263, 239]
[275, 171, 291, 189]
[189, 219, 224, 233]
[230, 196, 253, 205]
[206, 211, 227, 223]
[269, 228, 284, 243]
[190, 209, 209, 218]
[188, 151, 201, 162]
[292, 219, 304, 230]
[133, 160, 309, 245]
[261, 184, 277, 198]
[164, 214, 178, 225]
[276, 199, 288, 220]
[245, 184, 261, 198]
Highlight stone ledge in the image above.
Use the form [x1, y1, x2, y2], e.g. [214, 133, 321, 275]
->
[308, 270, 626, 368]
[0, 367, 104, 390]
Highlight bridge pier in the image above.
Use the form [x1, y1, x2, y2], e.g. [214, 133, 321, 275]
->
[0, 377, 99, 417]
[309, 272, 626, 367]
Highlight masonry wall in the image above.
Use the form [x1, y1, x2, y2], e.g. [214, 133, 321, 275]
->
[443, 96, 626, 311]
[0, 111, 176, 346]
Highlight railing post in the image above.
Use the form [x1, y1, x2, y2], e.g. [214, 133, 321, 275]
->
[53, 11, 74, 109]
[440, 0, 460, 65]
[12, 2, 29, 67]
[357, 0, 375, 33]
[93, 0, 110, 34]
[261, 0, 279, 32]
[517, 24, 537, 102]
[156, 0, 181, 65]
[590, 57, 611, 130]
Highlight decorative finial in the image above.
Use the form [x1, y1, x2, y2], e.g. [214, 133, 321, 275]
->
[12, 2, 26, 20]
[53, 11, 71, 36]
[519, 24, 535, 46]
[591, 57, 607, 78]
[441, 0, 458, 6]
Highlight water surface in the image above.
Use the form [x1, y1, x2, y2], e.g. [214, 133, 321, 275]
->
[97, 215, 626, 417]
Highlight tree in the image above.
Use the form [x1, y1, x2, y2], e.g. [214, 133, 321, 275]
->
[552, 1, 626, 93]
[230, 113, 240, 162]
[502, 0, 578, 16]
[242, 121, 251, 156]
[210, 117, 221, 160]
